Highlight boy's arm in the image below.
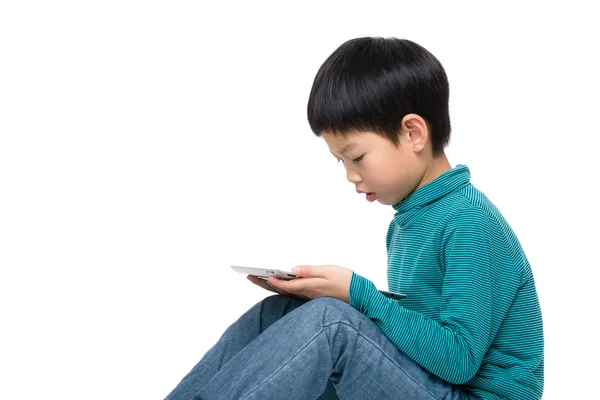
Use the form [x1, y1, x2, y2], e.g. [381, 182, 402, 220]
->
[350, 207, 521, 385]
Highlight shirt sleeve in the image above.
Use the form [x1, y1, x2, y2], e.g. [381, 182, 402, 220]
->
[349, 207, 521, 384]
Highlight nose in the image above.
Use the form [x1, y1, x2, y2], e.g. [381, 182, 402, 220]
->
[345, 166, 362, 184]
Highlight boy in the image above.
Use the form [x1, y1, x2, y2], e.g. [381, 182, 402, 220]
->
[165, 37, 544, 400]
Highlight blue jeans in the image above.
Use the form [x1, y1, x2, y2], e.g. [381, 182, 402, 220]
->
[165, 295, 461, 400]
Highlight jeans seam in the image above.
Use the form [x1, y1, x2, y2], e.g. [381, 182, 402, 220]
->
[323, 320, 444, 400]
[240, 326, 326, 400]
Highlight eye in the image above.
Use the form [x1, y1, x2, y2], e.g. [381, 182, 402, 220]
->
[351, 155, 364, 163]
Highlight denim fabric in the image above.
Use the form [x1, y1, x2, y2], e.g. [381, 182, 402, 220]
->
[165, 295, 461, 400]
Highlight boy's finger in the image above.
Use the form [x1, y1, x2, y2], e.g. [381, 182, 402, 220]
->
[247, 275, 293, 296]
[268, 276, 313, 292]
[292, 265, 329, 279]
[247, 275, 278, 293]
[266, 281, 287, 295]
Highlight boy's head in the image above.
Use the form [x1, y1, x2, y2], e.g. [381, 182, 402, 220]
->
[307, 37, 452, 205]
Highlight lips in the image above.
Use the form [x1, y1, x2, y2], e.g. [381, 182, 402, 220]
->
[357, 188, 376, 202]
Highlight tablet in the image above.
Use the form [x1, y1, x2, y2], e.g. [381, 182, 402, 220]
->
[231, 265, 406, 300]
[231, 265, 298, 280]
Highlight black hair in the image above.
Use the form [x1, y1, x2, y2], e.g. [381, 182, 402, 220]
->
[307, 37, 451, 155]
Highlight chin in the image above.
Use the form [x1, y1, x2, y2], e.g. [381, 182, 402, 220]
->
[382, 195, 404, 206]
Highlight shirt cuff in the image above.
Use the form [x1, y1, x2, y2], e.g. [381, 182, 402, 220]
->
[349, 272, 379, 313]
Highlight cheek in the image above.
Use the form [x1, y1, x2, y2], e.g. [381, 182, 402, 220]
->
[364, 165, 392, 187]
[366, 160, 408, 190]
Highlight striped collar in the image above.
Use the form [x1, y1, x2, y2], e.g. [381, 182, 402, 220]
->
[392, 165, 471, 225]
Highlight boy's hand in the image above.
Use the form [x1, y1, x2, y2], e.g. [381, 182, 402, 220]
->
[246, 275, 310, 300]
[266, 265, 353, 303]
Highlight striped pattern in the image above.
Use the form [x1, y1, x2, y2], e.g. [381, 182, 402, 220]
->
[349, 165, 544, 400]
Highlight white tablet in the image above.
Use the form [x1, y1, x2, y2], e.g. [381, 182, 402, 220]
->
[231, 265, 298, 280]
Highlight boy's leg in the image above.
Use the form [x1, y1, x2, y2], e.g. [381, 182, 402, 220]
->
[165, 295, 337, 399]
[192, 297, 461, 400]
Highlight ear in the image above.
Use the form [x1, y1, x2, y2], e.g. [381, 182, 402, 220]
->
[400, 114, 429, 153]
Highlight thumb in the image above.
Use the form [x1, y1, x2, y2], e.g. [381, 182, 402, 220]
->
[292, 265, 313, 277]
[292, 265, 328, 278]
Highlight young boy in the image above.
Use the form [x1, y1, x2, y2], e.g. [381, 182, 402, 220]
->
[165, 37, 544, 400]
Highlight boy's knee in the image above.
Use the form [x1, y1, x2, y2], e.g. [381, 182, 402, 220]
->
[304, 296, 355, 317]
[260, 294, 307, 316]
[311, 296, 346, 307]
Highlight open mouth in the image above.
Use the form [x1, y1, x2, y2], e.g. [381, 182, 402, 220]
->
[357, 188, 376, 202]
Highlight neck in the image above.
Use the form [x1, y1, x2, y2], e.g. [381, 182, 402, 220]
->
[416, 152, 452, 191]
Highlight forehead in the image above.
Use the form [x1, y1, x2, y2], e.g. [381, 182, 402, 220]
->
[322, 131, 374, 155]
[321, 132, 386, 155]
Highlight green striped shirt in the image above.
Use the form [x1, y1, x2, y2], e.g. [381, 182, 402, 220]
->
[349, 165, 544, 400]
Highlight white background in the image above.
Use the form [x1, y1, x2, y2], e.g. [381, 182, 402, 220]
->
[1, 1, 598, 399]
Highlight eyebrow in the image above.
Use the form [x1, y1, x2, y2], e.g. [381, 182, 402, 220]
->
[329, 143, 358, 156]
